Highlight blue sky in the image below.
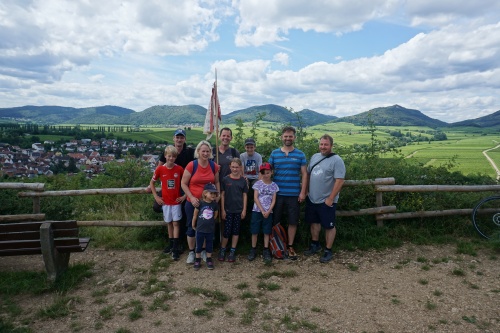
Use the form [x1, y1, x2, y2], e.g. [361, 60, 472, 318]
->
[1, 0, 499, 123]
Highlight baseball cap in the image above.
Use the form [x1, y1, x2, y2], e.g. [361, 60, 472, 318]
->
[174, 129, 186, 137]
[244, 138, 256, 146]
[259, 162, 272, 173]
[203, 183, 218, 192]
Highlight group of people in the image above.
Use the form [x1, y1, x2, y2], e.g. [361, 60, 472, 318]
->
[149, 125, 345, 270]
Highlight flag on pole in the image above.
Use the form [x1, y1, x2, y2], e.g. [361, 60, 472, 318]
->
[203, 80, 221, 140]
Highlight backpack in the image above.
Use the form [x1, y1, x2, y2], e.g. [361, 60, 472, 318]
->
[152, 160, 215, 213]
[269, 223, 288, 259]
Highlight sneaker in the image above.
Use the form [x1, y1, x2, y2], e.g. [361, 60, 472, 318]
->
[193, 260, 201, 270]
[227, 249, 236, 262]
[320, 251, 333, 263]
[287, 247, 298, 260]
[171, 250, 180, 261]
[263, 248, 272, 262]
[206, 259, 214, 270]
[162, 244, 172, 254]
[186, 251, 195, 264]
[304, 243, 322, 256]
[218, 248, 226, 262]
[201, 250, 207, 262]
[247, 248, 257, 261]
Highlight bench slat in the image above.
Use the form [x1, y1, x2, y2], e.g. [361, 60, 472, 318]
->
[0, 248, 42, 256]
[0, 229, 79, 241]
[0, 220, 78, 233]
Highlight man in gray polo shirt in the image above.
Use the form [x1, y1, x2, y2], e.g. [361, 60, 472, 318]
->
[304, 134, 346, 263]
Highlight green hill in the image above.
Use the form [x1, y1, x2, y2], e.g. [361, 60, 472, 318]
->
[449, 110, 500, 128]
[334, 105, 447, 128]
[223, 104, 336, 126]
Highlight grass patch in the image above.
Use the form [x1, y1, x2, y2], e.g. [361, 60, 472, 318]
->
[311, 306, 322, 313]
[258, 281, 281, 291]
[240, 291, 256, 299]
[391, 298, 401, 305]
[290, 286, 300, 292]
[241, 299, 259, 325]
[417, 257, 429, 263]
[186, 287, 230, 303]
[98, 305, 114, 320]
[426, 300, 437, 310]
[418, 279, 429, 285]
[457, 242, 478, 256]
[126, 300, 143, 321]
[235, 282, 249, 289]
[257, 270, 298, 279]
[0, 262, 93, 296]
[452, 268, 466, 276]
[421, 264, 431, 271]
[192, 308, 211, 318]
[37, 296, 80, 320]
[347, 263, 359, 271]
[433, 289, 443, 296]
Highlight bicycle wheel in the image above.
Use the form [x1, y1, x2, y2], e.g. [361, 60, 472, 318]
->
[472, 196, 500, 239]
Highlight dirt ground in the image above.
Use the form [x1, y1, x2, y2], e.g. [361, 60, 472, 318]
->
[1, 243, 499, 333]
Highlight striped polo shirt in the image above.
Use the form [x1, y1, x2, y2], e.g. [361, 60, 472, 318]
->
[269, 147, 307, 197]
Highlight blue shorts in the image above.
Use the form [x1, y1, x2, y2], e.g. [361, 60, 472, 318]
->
[250, 211, 273, 235]
[273, 195, 300, 226]
[305, 197, 337, 230]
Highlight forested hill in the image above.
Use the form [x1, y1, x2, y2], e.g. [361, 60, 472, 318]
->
[1, 103, 499, 128]
[448, 110, 500, 128]
[333, 105, 448, 128]
[222, 104, 337, 126]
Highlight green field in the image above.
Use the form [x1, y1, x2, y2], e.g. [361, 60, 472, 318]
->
[40, 122, 500, 179]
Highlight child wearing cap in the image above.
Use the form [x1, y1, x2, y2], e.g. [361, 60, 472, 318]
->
[239, 138, 262, 187]
[192, 183, 219, 270]
[248, 162, 279, 262]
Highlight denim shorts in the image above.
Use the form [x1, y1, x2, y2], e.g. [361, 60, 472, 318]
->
[250, 211, 273, 235]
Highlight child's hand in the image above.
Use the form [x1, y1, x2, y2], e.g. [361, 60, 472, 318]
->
[241, 211, 246, 219]
[155, 197, 164, 205]
[221, 211, 226, 220]
[176, 195, 186, 203]
[263, 211, 270, 219]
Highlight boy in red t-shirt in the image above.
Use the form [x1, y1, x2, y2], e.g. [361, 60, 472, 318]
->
[150, 146, 185, 260]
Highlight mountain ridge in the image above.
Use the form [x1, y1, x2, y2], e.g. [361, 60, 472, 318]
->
[1, 104, 499, 128]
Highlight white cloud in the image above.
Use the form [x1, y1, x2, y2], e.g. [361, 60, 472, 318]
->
[273, 53, 289, 66]
[0, 0, 225, 84]
[234, 0, 395, 46]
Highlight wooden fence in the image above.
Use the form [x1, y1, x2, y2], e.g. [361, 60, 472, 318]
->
[2, 179, 500, 227]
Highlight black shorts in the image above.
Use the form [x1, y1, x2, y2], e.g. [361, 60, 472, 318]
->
[305, 197, 337, 229]
[273, 195, 300, 226]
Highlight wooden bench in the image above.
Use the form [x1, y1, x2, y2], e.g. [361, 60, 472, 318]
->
[0, 220, 90, 282]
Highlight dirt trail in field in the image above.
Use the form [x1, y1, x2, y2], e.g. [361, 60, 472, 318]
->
[482, 144, 500, 180]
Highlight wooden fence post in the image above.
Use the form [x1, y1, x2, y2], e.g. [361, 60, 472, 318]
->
[376, 191, 384, 227]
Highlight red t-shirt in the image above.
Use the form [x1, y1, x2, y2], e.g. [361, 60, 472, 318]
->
[185, 161, 219, 202]
[152, 164, 184, 205]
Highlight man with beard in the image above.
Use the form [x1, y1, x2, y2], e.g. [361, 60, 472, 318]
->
[304, 134, 345, 263]
[268, 126, 307, 260]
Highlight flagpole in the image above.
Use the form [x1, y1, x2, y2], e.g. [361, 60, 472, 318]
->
[215, 69, 219, 166]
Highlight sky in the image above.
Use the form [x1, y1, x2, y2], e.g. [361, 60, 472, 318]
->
[1, 1, 500, 123]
